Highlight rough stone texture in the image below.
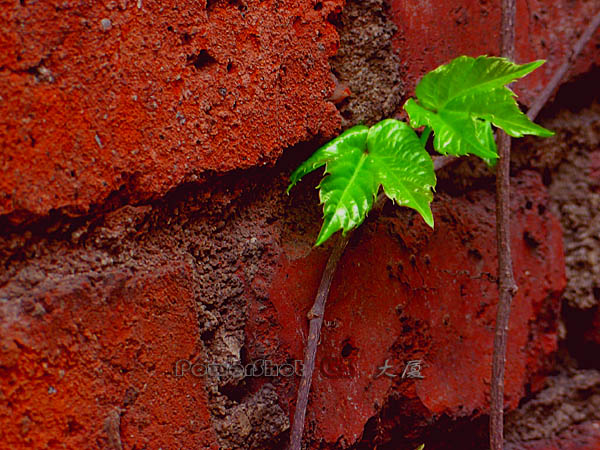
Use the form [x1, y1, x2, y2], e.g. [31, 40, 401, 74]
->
[329, 0, 404, 128]
[505, 369, 600, 450]
[0, 161, 565, 450]
[0, 169, 302, 449]
[266, 170, 565, 449]
[0, 0, 343, 221]
[510, 421, 600, 450]
[547, 105, 600, 310]
[0, 265, 219, 449]
[388, 0, 600, 106]
[1, 0, 600, 448]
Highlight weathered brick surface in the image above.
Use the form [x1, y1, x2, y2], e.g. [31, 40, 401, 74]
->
[264, 171, 565, 448]
[0, 0, 343, 220]
[2, 0, 598, 448]
[0, 265, 218, 449]
[0, 166, 569, 449]
[2, 0, 599, 222]
[388, 0, 600, 105]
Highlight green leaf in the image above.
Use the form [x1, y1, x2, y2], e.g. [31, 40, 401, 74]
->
[415, 56, 544, 111]
[367, 119, 436, 227]
[287, 125, 369, 193]
[288, 119, 436, 246]
[404, 55, 554, 161]
[444, 88, 554, 138]
[405, 99, 498, 159]
[315, 146, 378, 246]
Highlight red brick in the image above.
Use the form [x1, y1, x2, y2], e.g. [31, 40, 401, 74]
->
[0, 265, 218, 449]
[267, 171, 565, 446]
[388, 0, 600, 106]
[0, 0, 343, 220]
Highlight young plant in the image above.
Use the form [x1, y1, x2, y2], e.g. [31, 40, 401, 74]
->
[288, 55, 553, 244]
[287, 55, 555, 450]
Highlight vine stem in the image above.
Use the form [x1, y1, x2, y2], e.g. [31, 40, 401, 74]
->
[490, 1, 517, 449]
[288, 231, 350, 450]
[289, 10, 600, 449]
[491, 5, 600, 450]
[289, 149, 448, 450]
[527, 10, 600, 121]
[288, 192, 386, 450]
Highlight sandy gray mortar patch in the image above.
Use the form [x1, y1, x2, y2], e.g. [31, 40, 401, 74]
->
[330, 0, 404, 128]
[545, 103, 600, 309]
[504, 369, 600, 447]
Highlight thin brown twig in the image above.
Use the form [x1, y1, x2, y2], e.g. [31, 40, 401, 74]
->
[490, 1, 517, 449]
[289, 192, 386, 450]
[490, 7, 600, 450]
[527, 10, 600, 121]
[288, 232, 350, 450]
